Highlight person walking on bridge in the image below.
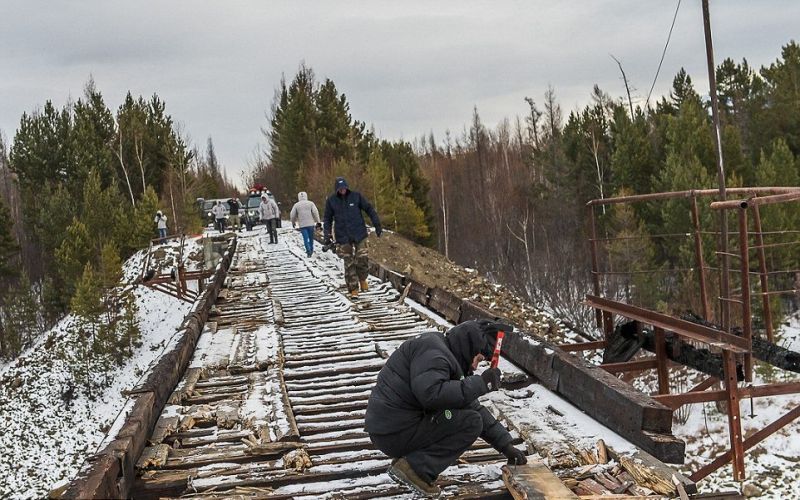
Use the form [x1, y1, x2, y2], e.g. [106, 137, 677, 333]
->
[365, 320, 527, 497]
[211, 201, 227, 233]
[323, 176, 381, 298]
[291, 191, 321, 257]
[259, 193, 280, 244]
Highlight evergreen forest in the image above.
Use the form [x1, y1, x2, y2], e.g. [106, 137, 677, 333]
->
[2, 40, 799, 364]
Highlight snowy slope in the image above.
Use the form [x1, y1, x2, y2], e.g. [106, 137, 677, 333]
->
[0, 238, 202, 499]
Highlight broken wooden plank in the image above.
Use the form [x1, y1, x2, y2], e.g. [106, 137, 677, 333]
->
[502, 463, 578, 499]
[136, 444, 170, 470]
[149, 415, 179, 445]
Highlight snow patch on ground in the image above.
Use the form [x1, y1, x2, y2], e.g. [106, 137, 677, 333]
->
[0, 239, 202, 498]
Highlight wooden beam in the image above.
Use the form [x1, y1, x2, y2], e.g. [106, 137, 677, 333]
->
[500, 330, 685, 463]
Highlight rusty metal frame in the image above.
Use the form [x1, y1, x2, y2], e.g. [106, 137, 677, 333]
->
[582, 187, 800, 484]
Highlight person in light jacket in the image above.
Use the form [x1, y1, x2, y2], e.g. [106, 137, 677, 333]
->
[154, 210, 168, 244]
[290, 191, 321, 257]
[259, 194, 280, 244]
[211, 200, 227, 233]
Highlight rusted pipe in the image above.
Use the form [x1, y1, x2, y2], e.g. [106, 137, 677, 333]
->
[739, 209, 753, 383]
[691, 196, 711, 320]
[588, 205, 603, 329]
[711, 191, 800, 211]
[586, 187, 800, 207]
[752, 205, 774, 342]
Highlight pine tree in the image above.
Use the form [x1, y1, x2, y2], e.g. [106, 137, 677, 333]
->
[98, 242, 123, 324]
[55, 218, 92, 298]
[1, 271, 40, 358]
[605, 193, 661, 309]
[0, 198, 19, 286]
[70, 262, 104, 393]
[72, 79, 116, 188]
[118, 291, 141, 358]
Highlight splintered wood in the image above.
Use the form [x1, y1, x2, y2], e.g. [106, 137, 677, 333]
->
[132, 232, 690, 499]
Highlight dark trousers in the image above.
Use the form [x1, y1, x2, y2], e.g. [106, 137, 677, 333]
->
[369, 409, 482, 483]
[265, 218, 278, 243]
[215, 218, 226, 233]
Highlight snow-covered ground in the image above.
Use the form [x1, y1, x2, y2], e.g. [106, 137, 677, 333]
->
[0, 237, 203, 498]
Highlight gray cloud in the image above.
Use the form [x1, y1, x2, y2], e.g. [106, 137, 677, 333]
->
[1, 1, 798, 187]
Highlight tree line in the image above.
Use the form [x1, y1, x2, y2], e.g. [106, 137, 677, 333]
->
[0, 79, 237, 366]
[417, 41, 800, 331]
[249, 65, 433, 243]
[255, 42, 800, 333]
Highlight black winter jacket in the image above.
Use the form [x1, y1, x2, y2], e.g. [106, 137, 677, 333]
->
[365, 326, 513, 451]
[323, 179, 381, 244]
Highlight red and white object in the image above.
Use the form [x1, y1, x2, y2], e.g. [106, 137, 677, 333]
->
[490, 331, 505, 369]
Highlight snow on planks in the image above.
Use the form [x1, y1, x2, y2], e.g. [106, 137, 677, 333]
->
[133, 231, 511, 499]
[133, 229, 690, 499]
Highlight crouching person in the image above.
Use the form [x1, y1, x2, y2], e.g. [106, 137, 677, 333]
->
[365, 320, 527, 497]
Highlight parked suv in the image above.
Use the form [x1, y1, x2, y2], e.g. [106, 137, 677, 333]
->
[197, 198, 232, 228]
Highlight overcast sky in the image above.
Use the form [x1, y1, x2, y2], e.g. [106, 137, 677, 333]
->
[2, 1, 798, 188]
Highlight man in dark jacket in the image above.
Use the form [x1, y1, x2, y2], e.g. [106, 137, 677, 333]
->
[323, 177, 381, 297]
[365, 320, 527, 496]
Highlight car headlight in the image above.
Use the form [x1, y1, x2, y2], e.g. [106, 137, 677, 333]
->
[207, 212, 212, 217]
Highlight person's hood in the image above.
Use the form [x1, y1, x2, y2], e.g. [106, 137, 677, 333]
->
[157, 211, 162, 216]
[298, 191, 308, 201]
[444, 321, 495, 375]
[334, 177, 349, 193]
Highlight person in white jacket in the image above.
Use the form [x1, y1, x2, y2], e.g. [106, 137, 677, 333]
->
[259, 194, 280, 244]
[154, 210, 168, 244]
[211, 200, 227, 233]
[290, 191, 321, 257]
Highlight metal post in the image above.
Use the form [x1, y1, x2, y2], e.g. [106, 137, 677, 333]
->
[752, 204, 774, 342]
[655, 327, 670, 395]
[691, 196, 711, 320]
[588, 205, 603, 329]
[722, 349, 746, 481]
[739, 209, 753, 382]
[702, 0, 731, 330]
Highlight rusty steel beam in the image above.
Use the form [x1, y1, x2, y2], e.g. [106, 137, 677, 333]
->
[655, 328, 670, 395]
[601, 358, 659, 374]
[722, 349, 746, 481]
[711, 191, 800, 211]
[653, 381, 800, 409]
[738, 209, 753, 382]
[752, 205, 774, 342]
[586, 295, 750, 353]
[557, 340, 607, 352]
[691, 196, 711, 320]
[588, 205, 603, 329]
[586, 187, 800, 207]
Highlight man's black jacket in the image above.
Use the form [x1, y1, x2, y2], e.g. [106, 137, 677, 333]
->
[365, 325, 513, 451]
[323, 179, 381, 244]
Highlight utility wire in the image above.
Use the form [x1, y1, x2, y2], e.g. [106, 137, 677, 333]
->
[646, 0, 683, 108]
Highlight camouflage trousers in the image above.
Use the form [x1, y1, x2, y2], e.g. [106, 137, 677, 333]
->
[337, 238, 369, 292]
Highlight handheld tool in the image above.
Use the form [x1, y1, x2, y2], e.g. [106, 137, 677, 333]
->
[490, 330, 505, 369]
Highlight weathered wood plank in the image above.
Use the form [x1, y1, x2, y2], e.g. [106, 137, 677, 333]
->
[502, 463, 578, 499]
